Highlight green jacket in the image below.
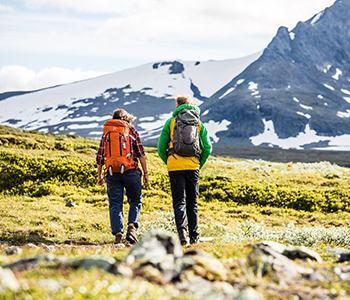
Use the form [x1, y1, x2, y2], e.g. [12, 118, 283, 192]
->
[157, 104, 212, 171]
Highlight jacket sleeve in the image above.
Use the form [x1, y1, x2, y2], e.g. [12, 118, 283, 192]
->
[157, 118, 172, 164]
[199, 122, 212, 169]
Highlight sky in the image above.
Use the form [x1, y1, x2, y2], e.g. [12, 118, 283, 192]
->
[0, 0, 336, 93]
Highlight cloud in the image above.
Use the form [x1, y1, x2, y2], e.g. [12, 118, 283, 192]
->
[8, 1, 336, 58]
[0, 0, 336, 92]
[0, 66, 108, 93]
[0, 4, 14, 12]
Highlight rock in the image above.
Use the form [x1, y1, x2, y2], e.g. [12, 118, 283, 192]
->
[183, 250, 228, 281]
[3, 254, 66, 271]
[133, 264, 166, 285]
[235, 287, 264, 300]
[248, 244, 314, 281]
[42, 245, 55, 252]
[69, 256, 133, 277]
[307, 272, 328, 283]
[324, 248, 349, 260]
[175, 274, 238, 300]
[65, 201, 76, 207]
[0, 267, 20, 292]
[334, 265, 350, 281]
[338, 251, 350, 263]
[4, 246, 22, 256]
[259, 241, 286, 253]
[257, 241, 322, 263]
[282, 245, 323, 264]
[124, 229, 183, 266]
[70, 257, 116, 272]
[26, 243, 39, 249]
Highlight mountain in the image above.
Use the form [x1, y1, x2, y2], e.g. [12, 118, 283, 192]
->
[1, 0, 350, 151]
[0, 52, 261, 143]
[203, 0, 350, 150]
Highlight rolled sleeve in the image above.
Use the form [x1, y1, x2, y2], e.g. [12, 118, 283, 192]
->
[131, 129, 145, 158]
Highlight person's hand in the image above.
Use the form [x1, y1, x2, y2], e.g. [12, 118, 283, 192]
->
[143, 173, 149, 185]
[97, 177, 105, 186]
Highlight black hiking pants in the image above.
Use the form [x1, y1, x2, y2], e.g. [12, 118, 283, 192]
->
[169, 169, 199, 240]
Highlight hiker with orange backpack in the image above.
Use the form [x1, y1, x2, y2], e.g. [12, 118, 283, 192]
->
[157, 95, 212, 245]
[96, 109, 148, 245]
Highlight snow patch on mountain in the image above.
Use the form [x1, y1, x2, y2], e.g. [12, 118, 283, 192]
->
[137, 112, 173, 141]
[204, 119, 231, 143]
[0, 52, 262, 137]
[310, 11, 324, 26]
[250, 119, 350, 151]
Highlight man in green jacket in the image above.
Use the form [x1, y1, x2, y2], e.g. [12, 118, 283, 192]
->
[157, 95, 212, 245]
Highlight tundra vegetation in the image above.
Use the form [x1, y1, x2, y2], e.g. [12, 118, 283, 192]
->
[1, 125, 350, 299]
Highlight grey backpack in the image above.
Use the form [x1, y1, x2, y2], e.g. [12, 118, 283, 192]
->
[169, 108, 201, 160]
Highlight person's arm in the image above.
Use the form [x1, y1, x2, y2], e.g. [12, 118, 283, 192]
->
[132, 129, 149, 185]
[138, 155, 149, 185]
[157, 118, 172, 164]
[96, 135, 105, 186]
[97, 164, 105, 186]
[199, 122, 212, 169]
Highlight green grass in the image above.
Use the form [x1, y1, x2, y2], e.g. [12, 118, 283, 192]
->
[1, 125, 350, 299]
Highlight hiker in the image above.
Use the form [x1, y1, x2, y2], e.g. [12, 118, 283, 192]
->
[157, 95, 212, 245]
[96, 109, 149, 245]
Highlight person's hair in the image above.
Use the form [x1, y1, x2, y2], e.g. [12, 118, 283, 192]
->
[112, 109, 135, 129]
[176, 95, 194, 107]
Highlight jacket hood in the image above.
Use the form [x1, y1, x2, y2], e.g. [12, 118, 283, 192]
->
[172, 104, 200, 117]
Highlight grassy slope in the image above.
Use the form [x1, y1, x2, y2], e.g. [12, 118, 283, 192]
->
[1, 125, 350, 299]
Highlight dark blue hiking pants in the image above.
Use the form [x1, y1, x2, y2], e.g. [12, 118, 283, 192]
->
[169, 169, 199, 240]
[106, 169, 142, 235]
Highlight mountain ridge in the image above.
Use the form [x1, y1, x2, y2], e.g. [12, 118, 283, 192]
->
[0, 0, 350, 150]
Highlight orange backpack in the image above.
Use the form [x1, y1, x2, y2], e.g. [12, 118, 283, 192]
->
[103, 119, 136, 174]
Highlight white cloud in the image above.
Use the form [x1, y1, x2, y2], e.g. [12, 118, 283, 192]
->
[3, 0, 336, 61]
[0, 0, 336, 91]
[0, 66, 107, 93]
[0, 4, 14, 12]
[18, 0, 337, 43]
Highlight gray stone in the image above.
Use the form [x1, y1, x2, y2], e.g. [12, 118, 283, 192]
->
[4, 246, 22, 256]
[307, 272, 328, 283]
[175, 275, 238, 300]
[258, 241, 322, 263]
[124, 229, 183, 266]
[283, 245, 323, 263]
[324, 248, 348, 260]
[70, 257, 116, 272]
[248, 244, 314, 281]
[26, 243, 39, 249]
[65, 201, 76, 207]
[183, 250, 228, 281]
[3, 254, 66, 271]
[42, 245, 55, 252]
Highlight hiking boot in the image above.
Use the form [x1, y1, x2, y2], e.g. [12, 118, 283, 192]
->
[126, 224, 138, 244]
[178, 228, 189, 246]
[114, 232, 123, 244]
[190, 236, 199, 244]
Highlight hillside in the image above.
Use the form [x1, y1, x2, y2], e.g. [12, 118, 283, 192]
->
[0, 52, 261, 144]
[1, 2, 350, 152]
[2, 126, 350, 298]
